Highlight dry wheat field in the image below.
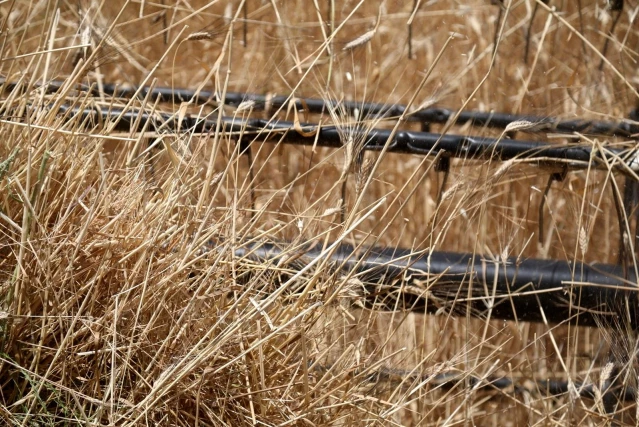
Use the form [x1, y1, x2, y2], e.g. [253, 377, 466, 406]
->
[0, 0, 638, 425]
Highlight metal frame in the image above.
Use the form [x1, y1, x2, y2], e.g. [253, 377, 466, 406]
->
[233, 241, 638, 328]
[3, 79, 638, 408]
[53, 104, 639, 173]
[2, 78, 638, 137]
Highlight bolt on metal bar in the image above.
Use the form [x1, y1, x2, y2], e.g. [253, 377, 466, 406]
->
[233, 241, 639, 328]
[56, 105, 639, 172]
[3, 78, 638, 137]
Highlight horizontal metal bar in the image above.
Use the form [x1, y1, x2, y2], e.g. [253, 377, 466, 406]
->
[120, 86, 639, 137]
[55, 105, 639, 171]
[233, 242, 639, 328]
[317, 365, 636, 402]
[3, 78, 638, 137]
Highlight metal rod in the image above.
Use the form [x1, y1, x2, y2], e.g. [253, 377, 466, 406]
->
[233, 241, 639, 328]
[3, 78, 639, 137]
[55, 105, 639, 172]
[316, 364, 637, 402]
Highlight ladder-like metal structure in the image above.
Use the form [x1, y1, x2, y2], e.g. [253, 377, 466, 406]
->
[3, 77, 639, 406]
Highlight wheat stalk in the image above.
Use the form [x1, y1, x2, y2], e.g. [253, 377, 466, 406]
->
[342, 1, 384, 51]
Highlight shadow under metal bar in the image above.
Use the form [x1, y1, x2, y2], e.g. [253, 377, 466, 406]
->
[3, 78, 638, 137]
[233, 241, 639, 328]
[55, 105, 639, 172]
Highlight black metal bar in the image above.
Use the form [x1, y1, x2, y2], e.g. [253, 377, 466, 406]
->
[54, 105, 639, 171]
[344, 366, 637, 402]
[536, 378, 635, 402]
[70, 85, 639, 137]
[3, 78, 638, 137]
[233, 242, 639, 328]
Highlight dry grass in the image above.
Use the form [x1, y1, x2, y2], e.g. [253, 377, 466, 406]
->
[0, 0, 638, 425]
